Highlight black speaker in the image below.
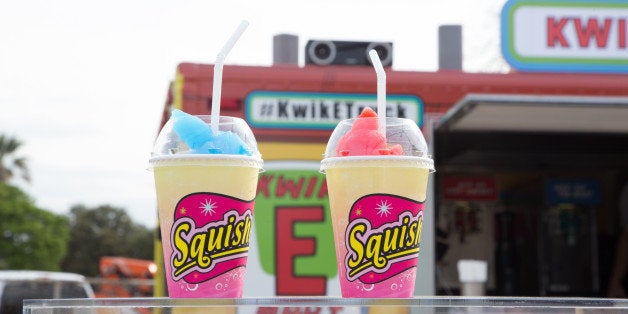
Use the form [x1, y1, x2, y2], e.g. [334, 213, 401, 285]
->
[305, 40, 393, 67]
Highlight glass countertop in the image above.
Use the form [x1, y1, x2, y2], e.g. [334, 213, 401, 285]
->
[23, 296, 628, 313]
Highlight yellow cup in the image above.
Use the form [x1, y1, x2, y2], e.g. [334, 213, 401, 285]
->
[150, 112, 262, 298]
[321, 116, 433, 298]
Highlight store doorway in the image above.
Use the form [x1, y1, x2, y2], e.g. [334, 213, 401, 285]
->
[433, 94, 628, 297]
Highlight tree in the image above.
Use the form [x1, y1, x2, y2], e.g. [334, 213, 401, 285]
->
[0, 182, 69, 270]
[61, 204, 154, 276]
[0, 134, 30, 184]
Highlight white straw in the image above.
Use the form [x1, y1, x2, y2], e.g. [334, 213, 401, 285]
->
[211, 20, 249, 134]
[368, 49, 386, 137]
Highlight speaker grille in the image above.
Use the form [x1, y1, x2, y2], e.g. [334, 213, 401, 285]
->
[305, 40, 393, 67]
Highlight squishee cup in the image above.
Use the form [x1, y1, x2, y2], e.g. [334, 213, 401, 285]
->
[150, 110, 263, 298]
[320, 108, 434, 298]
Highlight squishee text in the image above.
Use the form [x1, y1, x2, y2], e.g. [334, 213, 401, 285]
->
[167, 192, 255, 285]
[342, 193, 425, 284]
[346, 211, 422, 281]
[171, 211, 252, 280]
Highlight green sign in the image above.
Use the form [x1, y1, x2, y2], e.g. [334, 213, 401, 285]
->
[254, 161, 337, 295]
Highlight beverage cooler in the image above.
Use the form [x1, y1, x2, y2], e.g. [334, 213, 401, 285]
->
[538, 179, 600, 296]
[436, 176, 498, 294]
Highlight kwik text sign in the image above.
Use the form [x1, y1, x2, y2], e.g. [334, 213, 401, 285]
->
[253, 162, 337, 295]
[501, 0, 628, 73]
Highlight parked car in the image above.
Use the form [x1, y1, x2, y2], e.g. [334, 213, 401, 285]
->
[0, 270, 94, 314]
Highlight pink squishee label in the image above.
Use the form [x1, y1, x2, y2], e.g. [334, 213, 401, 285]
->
[343, 193, 424, 297]
[168, 192, 254, 297]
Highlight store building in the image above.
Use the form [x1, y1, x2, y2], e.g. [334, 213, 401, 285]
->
[155, 0, 628, 297]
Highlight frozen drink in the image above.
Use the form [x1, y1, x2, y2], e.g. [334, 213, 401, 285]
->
[150, 110, 263, 298]
[321, 108, 433, 298]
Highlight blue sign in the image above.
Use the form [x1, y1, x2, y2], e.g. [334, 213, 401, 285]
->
[546, 179, 601, 205]
[245, 91, 423, 130]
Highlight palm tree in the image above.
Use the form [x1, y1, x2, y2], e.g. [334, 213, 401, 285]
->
[0, 134, 30, 184]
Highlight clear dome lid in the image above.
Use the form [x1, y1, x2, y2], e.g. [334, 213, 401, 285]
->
[150, 110, 261, 162]
[323, 116, 430, 158]
[320, 112, 434, 172]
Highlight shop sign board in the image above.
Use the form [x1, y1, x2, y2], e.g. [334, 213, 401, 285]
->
[245, 91, 423, 129]
[441, 176, 498, 201]
[245, 161, 339, 296]
[545, 179, 601, 205]
[501, 0, 628, 73]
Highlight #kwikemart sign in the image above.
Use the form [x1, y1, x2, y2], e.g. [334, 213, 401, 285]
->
[501, 0, 628, 73]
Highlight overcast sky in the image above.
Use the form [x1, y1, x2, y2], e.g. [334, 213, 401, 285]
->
[0, 0, 507, 228]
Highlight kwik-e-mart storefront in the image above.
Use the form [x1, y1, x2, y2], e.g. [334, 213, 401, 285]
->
[153, 0, 628, 298]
